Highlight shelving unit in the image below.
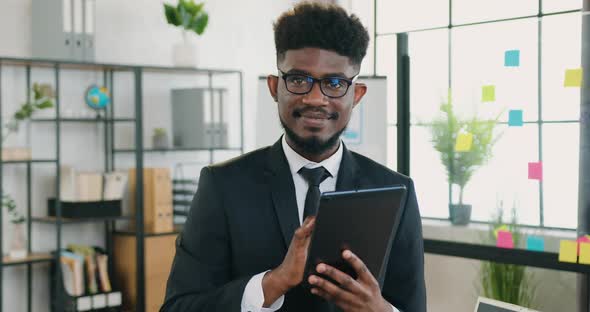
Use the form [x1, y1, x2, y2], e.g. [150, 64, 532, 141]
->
[0, 56, 244, 312]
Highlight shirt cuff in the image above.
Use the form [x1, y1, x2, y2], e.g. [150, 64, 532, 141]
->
[241, 271, 285, 312]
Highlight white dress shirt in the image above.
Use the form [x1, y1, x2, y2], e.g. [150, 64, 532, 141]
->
[240, 136, 398, 312]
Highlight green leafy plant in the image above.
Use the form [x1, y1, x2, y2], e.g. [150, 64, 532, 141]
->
[2, 193, 25, 224]
[429, 97, 503, 205]
[153, 128, 167, 136]
[164, 0, 209, 36]
[479, 206, 537, 308]
[3, 83, 54, 143]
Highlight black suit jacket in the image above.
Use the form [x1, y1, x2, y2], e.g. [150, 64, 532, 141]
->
[161, 139, 426, 312]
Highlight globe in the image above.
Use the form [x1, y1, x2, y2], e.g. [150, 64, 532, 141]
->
[85, 85, 110, 110]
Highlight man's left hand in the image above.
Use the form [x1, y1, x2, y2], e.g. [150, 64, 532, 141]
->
[308, 250, 391, 312]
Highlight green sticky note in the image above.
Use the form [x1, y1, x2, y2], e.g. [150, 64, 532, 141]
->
[455, 133, 473, 152]
[559, 240, 578, 263]
[482, 85, 496, 102]
[564, 68, 583, 87]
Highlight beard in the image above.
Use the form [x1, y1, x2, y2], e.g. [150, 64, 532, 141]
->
[280, 117, 346, 156]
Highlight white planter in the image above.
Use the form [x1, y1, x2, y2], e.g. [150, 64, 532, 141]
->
[173, 32, 198, 67]
[9, 223, 27, 259]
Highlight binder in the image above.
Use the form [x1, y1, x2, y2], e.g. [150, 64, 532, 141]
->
[128, 168, 174, 233]
[82, 0, 95, 61]
[31, 0, 94, 61]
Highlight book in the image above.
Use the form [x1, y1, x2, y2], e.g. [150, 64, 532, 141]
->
[69, 244, 98, 294]
[60, 251, 85, 296]
[60, 166, 77, 201]
[76, 172, 103, 202]
[96, 253, 111, 292]
[103, 171, 127, 200]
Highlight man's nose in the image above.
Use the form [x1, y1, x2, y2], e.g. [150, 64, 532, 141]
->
[302, 82, 328, 105]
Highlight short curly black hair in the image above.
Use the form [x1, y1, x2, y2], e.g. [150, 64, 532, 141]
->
[273, 2, 370, 66]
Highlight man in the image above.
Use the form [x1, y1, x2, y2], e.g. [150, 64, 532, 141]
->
[161, 2, 426, 312]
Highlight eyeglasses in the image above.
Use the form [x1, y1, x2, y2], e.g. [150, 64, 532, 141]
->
[277, 69, 359, 98]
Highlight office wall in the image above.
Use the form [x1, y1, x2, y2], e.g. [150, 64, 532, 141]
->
[0, 0, 297, 310]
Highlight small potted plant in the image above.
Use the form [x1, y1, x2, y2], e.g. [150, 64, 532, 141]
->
[2, 83, 54, 160]
[2, 193, 27, 259]
[479, 205, 537, 308]
[164, 0, 209, 67]
[153, 128, 170, 149]
[429, 97, 502, 225]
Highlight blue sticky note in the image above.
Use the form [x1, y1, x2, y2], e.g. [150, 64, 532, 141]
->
[508, 110, 523, 126]
[526, 236, 545, 252]
[505, 50, 520, 67]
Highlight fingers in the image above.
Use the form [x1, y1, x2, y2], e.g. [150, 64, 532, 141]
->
[294, 216, 315, 240]
[342, 250, 378, 288]
[308, 274, 355, 304]
[315, 263, 365, 295]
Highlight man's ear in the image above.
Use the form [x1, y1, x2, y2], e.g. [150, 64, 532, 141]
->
[352, 83, 367, 108]
[267, 75, 279, 102]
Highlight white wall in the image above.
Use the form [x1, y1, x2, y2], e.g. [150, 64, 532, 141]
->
[0, 0, 298, 310]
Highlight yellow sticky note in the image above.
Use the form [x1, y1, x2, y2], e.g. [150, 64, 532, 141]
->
[494, 225, 509, 239]
[558, 240, 578, 263]
[455, 133, 473, 152]
[482, 85, 496, 102]
[564, 68, 583, 87]
[580, 242, 590, 265]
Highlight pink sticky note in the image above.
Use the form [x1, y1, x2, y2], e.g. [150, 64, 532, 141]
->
[528, 162, 543, 180]
[497, 230, 514, 249]
[577, 236, 590, 255]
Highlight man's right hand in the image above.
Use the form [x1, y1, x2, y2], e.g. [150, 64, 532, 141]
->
[261, 216, 316, 307]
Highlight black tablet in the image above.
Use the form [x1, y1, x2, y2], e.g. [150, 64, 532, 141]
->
[303, 185, 407, 290]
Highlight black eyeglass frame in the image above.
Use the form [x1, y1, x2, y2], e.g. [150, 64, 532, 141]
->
[277, 69, 359, 98]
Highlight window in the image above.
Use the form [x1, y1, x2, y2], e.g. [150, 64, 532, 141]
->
[377, 0, 448, 34]
[373, 0, 583, 229]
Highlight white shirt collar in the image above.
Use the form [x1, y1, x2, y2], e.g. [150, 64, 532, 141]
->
[281, 134, 343, 178]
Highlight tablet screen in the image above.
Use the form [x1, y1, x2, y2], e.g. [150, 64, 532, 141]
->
[303, 186, 407, 290]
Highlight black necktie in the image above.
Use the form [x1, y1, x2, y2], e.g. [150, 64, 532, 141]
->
[299, 166, 331, 222]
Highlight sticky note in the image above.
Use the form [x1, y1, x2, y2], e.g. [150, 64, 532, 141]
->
[504, 50, 520, 67]
[497, 231, 514, 249]
[482, 85, 496, 102]
[580, 243, 590, 265]
[526, 236, 545, 252]
[528, 162, 543, 181]
[577, 236, 590, 255]
[564, 68, 583, 87]
[455, 133, 473, 152]
[558, 240, 578, 263]
[508, 110, 523, 127]
[494, 225, 509, 239]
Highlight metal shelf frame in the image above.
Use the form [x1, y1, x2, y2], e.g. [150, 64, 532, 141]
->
[0, 56, 245, 312]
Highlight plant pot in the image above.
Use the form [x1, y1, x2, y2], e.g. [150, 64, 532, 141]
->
[172, 40, 197, 67]
[9, 223, 27, 259]
[449, 204, 472, 225]
[153, 134, 169, 149]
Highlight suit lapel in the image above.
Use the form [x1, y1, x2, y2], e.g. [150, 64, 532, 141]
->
[336, 144, 361, 191]
[266, 139, 300, 248]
